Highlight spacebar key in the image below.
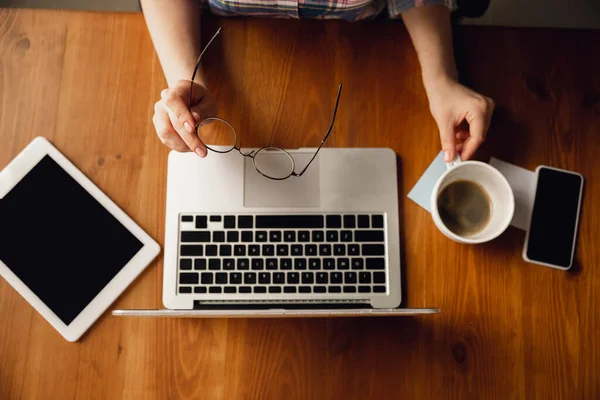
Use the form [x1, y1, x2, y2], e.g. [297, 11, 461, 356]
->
[256, 215, 324, 228]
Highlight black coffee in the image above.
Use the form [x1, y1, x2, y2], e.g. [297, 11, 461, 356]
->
[437, 180, 491, 237]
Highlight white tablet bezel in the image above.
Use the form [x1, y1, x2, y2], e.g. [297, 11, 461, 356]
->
[0, 137, 160, 341]
[522, 165, 584, 271]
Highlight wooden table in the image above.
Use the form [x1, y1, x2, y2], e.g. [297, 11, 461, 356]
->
[1, 8, 599, 399]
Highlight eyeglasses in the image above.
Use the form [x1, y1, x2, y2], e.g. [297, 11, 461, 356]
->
[189, 28, 343, 180]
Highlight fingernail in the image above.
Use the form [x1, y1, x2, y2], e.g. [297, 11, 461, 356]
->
[192, 112, 201, 122]
[195, 147, 206, 158]
[184, 122, 193, 134]
[444, 150, 452, 162]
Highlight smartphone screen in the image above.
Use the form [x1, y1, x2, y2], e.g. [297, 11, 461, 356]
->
[525, 167, 583, 269]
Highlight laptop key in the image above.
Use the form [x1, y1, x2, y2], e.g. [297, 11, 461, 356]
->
[223, 258, 235, 270]
[181, 245, 203, 256]
[294, 259, 307, 270]
[213, 231, 225, 242]
[288, 272, 300, 284]
[215, 273, 228, 284]
[224, 286, 236, 294]
[309, 258, 321, 270]
[256, 231, 268, 242]
[179, 286, 192, 293]
[344, 272, 357, 284]
[230, 272, 242, 284]
[224, 216, 236, 229]
[234, 245, 246, 256]
[284, 231, 296, 242]
[201, 273, 213, 284]
[316, 272, 328, 284]
[314, 286, 326, 293]
[351, 258, 364, 270]
[374, 285, 386, 293]
[326, 231, 338, 242]
[251, 259, 264, 270]
[210, 215, 222, 222]
[305, 244, 317, 256]
[180, 258, 192, 270]
[249, 245, 260, 256]
[359, 272, 371, 284]
[331, 272, 343, 284]
[277, 245, 288, 256]
[343, 286, 357, 293]
[254, 286, 267, 293]
[219, 245, 232, 256]
[244, 272, 257, 284]
[299, 286, 311, 293]
[194, 286, 207, 294]
[323, 258, 336, 270]
[372, 215, 384, 228]
[266, 258, 278, 270]
[237, 258, 249, 270]
[291, 245, 303, 256]
[358, 215, 370, 228]
[181, 231, 210, 243]
[358, 286, 371, 293]
[319, 244, 332, 256]
[334, 244, 346, 256]
[269, 231, 282, 242]
[355, 230, 385, 242]
[343, 215, 356, 228]
[256, 215, 324, 228]
[238, 216, 253, 229]
[269, 287, 282, 293]
[312, 231, 324, 242]
[181, 215, 193, 222]
[241, 231, 253, 242]
[179, 273, 198, 284]
[366, 258, 385, 270]
[209, 259, 221, 270]
[329, 286, 341, 293]
[239, 286, 252, 293]
[284, 286, 297, 293]
[348, 244, 360, 256]
[362, 244, 385, 256]
[227, 231, 239, 242]
[205, 245, 218, 256]
[337, 258, 350, 270]
[262, 244, 275, 256]
[195, 215, 207, 229]
[280, 258, 293, 270]
[298, 231, 310, 242]
[340, 231, 353, 242]
[273, 272, 285, 284]
[301, 272, 314, 284]
[194, 259, 207, 270]
[259, 272, 270, 284]
[374, 272, 386, 284]
[326, 215, 342, 228]
[209, 287, 222, 294]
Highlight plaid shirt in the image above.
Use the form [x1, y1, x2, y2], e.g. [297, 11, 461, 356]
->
[203, 0, 455, 21]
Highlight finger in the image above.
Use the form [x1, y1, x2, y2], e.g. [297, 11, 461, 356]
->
[456, 143, 464, 154]
[461, 117, 486, 160]
[161, 90, 207, 157]
[455, 131, 470, 141]
[153, 111, 189, 152]
[439, 121, 457, 162]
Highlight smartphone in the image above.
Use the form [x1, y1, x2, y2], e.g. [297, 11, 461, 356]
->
[523, 166, 584, 270]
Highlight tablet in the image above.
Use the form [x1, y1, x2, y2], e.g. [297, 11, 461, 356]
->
[0, 137, 160, 341]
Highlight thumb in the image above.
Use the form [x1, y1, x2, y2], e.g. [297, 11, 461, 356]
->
[439, 121, 457, 162]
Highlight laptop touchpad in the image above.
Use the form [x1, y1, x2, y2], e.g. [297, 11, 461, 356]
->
[244, 152, 320, 208]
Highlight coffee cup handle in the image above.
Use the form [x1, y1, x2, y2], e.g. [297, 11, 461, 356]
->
[445, 153, 462, 170]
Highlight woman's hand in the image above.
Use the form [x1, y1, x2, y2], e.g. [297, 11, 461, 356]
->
[152, 79, 218, 156]
[426, 76, 495, 162]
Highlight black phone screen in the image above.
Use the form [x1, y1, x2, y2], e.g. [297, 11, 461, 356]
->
[526, 167, 583, 268]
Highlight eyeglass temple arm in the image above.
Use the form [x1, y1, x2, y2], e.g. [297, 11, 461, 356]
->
[189, 27, 223, 108]
[294, 83, 343, 177]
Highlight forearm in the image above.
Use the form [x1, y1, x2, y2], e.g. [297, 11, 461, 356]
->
[141, 0, 204, 87]
[401, 5, 457, 94]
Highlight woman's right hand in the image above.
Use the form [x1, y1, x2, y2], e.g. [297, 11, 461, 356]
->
[153, 79, 218, 157]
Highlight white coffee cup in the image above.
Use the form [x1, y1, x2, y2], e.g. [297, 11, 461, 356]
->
[430, 156, 515, 244]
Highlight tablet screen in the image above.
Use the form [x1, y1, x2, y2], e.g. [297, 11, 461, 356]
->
[0, 155, 143, 325]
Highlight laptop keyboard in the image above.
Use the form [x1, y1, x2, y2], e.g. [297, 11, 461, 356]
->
[177, 214, 388, 296]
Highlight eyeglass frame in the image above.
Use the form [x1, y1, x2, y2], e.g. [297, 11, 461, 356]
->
[188, 27, 343, 181]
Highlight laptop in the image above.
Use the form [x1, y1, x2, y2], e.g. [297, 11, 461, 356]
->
[113, 144, 439, 318]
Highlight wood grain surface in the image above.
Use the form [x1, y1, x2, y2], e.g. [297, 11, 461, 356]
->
[1, 8, 599, 399]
